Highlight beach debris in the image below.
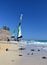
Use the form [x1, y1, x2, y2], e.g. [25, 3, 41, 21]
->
[31, 53, 33, 55]
[19, 54, 23, 56]
[6, 48, 8, 51]
[19, 47, 26, 50]
[31, 49, 35, 51]
[42, 56, 47, 59]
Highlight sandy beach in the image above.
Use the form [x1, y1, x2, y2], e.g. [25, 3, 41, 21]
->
[0, 41, 20, 65]
[0, 41, 47, 65]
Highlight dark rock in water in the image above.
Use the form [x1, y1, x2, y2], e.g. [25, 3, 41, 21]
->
[42, 56, 47, 59]
[27, 53, 30, 55]
[19, 48, 26, 50]
[38, 49, 40, 51]
[6, 48, 8, 51]
[31, 53, 33, 55]
[31, 49, 35, 51]
[19, 54, 23, 56]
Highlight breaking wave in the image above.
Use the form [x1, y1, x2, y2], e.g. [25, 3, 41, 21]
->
[24, 40, 47, 45]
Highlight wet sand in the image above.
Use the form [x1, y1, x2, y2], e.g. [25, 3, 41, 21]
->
[0, 41, 47, 65]
[19, 50, 47, 65]
[19, 44, 47, 65]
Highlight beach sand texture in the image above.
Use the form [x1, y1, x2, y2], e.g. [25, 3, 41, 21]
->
[0, 41, 20, 65]
[0, 41, 47, 65]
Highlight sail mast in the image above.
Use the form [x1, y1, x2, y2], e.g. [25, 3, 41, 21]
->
[17, 14, 23, 40]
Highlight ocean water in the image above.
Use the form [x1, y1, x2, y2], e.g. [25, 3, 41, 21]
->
[24, 40, 47, 45]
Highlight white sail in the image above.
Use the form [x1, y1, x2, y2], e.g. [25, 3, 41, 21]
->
[17, 14, 23, 39]
[18, 25, 22, 38]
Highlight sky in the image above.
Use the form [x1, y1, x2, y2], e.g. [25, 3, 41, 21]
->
[0, 0, 47, 40]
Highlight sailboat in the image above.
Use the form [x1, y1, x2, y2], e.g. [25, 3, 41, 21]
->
[9, 14, 23, 43]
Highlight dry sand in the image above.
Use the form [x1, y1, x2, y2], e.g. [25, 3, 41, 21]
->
[0, 41, 47, 65]
[0, 41, 21, 65]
